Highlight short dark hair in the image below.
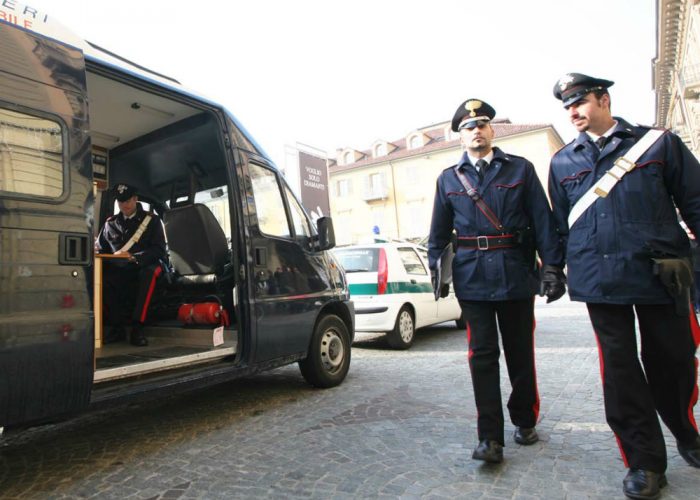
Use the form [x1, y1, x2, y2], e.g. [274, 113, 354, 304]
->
[592, 89, 611, 109]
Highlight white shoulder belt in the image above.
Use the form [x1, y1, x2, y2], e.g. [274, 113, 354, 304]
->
[118, 214, 152, 253]
[567, 129, 665, 229]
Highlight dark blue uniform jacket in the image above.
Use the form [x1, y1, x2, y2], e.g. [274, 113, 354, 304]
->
[548, 118, 700, 304]
[96, 204, 167, 267]
[429, 148, 563, 301]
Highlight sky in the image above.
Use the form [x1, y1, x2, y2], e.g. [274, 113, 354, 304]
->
[18, 0, 657, 168]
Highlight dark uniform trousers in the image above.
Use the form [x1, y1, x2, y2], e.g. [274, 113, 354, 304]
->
[460, 297, 539, 445]
[587, 303, 700, 473]
[104, 262, 162, 328]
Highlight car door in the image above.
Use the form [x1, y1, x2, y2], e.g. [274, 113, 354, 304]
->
[397, 246, 436, 327]
[0, 20, 93, 426]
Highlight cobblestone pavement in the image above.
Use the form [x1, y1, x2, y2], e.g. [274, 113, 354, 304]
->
[1, 297, 699, 499]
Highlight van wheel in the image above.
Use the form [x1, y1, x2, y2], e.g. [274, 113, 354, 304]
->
[455, 312, 467, 330]
[387, 306, 414, 350]
[299, 315, 351, 388]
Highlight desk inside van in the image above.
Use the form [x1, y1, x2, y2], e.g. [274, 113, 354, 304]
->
[94, 253, 130, 349]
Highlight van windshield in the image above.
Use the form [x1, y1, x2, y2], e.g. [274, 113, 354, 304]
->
[333, 248, 378, 273]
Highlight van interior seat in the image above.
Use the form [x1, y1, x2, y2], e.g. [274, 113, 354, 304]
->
[163, 203, 231, 287]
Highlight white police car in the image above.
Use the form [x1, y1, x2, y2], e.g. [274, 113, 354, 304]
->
[332, 242, 465, 349]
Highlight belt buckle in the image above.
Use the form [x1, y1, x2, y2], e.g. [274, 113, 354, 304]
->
[613, 156, 636, 172]
[477, 236, 489, 250]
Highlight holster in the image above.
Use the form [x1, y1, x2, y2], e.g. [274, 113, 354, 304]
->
[652, 257, 693, 317]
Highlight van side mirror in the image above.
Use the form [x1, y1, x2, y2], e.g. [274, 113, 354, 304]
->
[316, 216, 335, 251]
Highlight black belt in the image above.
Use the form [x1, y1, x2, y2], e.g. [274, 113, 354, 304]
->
[456, 234, 518, 250]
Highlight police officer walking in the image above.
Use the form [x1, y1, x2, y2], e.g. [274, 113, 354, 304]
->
[429, 99, 566, 464]
[549, 73, 700, 499]
[96, 184, 167, 346]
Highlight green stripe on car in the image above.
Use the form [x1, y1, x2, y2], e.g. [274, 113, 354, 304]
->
[349, 282, 433, 295]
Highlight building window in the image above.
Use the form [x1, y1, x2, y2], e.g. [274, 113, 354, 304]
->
[336, 178, 352, 197]
[375, 143, 387, 157]
[0, 107, 64, 198]
[409, 135, 422, 149]
[344, 151, 354, 165]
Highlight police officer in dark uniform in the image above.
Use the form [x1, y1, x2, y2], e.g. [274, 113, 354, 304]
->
[96, 184, 166, 346]
[429, 99, 566, 464]
[549, 73, 700, 499]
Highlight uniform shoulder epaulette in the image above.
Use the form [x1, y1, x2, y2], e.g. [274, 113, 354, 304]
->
[106, 214, 117, 221]
[441, 163, 458, 174]
[553, 139, 575, 156]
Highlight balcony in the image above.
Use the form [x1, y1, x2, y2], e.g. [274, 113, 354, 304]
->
[680, 63, 700, 98]
[362, 186, 389, 201]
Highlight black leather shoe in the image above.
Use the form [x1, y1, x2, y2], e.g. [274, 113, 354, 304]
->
[130, 324, 148, 347]
[678, 435, 700, 468]
[104, 326, 126, 344]
[472, 440, 503, 463]
[514, 426, 539, 445]
[622, 469, 667, 500]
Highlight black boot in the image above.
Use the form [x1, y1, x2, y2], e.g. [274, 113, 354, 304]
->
[130, 323, 148, 347]
[677, 435, 700, 468]
[472, 440, 503, 463]
[514, 426, 539, 445]
[622, 469, 667, 500]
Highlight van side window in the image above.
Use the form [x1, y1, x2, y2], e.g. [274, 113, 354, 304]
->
[0, 107, 64, 198]
[284, 186, 311, 240]
[249, 163, 291, 238]
[398, 247, 427, 275]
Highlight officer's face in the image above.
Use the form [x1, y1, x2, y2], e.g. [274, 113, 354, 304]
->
[117, 196, 138, 217]
[459, 122, 494, 154]
[565, 93, 612, 134]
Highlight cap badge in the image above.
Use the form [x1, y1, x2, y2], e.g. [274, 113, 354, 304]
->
[465, 100, 482, 117]
[559, 74, 575, 91]
[117, 184, 128, 194]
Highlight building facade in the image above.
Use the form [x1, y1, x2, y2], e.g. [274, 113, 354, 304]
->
[654, 0, 700, 154]
[328, 120, 564, 245]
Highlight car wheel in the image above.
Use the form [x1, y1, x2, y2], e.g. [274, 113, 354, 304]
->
[387, 305, 415, 350]
[299, 314, 351, 388]
[455, 311, 467, 330]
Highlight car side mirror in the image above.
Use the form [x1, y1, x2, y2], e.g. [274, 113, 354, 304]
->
[316, 216, 335, 251]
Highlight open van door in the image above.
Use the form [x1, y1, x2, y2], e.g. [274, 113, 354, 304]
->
[0, 17, 93, 426]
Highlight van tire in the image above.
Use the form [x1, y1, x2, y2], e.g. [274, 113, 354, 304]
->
[299, 314, 351, 388]
[387, 306, 414, 350]
[455, 312, 467, 330]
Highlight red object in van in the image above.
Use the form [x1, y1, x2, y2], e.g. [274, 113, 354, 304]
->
[377, 248, 388, 295]
[178, 303, 230, 326]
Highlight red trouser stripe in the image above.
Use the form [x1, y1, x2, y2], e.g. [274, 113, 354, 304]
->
[593, 332, 630, 468]
[139, 266, 162, 323]
[466, 323, 473, 360]
[687, 310, 700, 432]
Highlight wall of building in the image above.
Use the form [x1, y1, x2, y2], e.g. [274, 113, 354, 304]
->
[329, 126, 563, 245]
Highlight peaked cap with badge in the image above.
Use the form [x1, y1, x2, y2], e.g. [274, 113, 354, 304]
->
[553, 73, 614, 107]
[451, 98, 496, 132]
[113, 183, 137, 202]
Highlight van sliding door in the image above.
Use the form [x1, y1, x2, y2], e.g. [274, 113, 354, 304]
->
[0, 21, 93, 427]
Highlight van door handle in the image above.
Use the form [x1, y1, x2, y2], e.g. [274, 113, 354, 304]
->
[59, 232, 90, 265]
[410, 279, 417, 284]
[255, 247, 267, 267]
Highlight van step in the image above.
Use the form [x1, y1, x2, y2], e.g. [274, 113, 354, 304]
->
[94, 341, 236, 383]
[143, 325, 233, 348]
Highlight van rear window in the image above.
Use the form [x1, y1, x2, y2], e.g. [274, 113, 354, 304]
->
[333, 248, 378, 272]
[0, 108, 64, 198]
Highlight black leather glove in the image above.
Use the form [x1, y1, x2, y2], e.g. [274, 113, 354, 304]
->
[652, 258, 693, 296]
[431, 271, 450, 299]
[539, 265, 566, 303]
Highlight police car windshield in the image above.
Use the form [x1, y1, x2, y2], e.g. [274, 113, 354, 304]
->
[333, 248, 378, 273]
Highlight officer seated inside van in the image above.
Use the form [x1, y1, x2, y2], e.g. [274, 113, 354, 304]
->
[95, 184, 167, 346]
